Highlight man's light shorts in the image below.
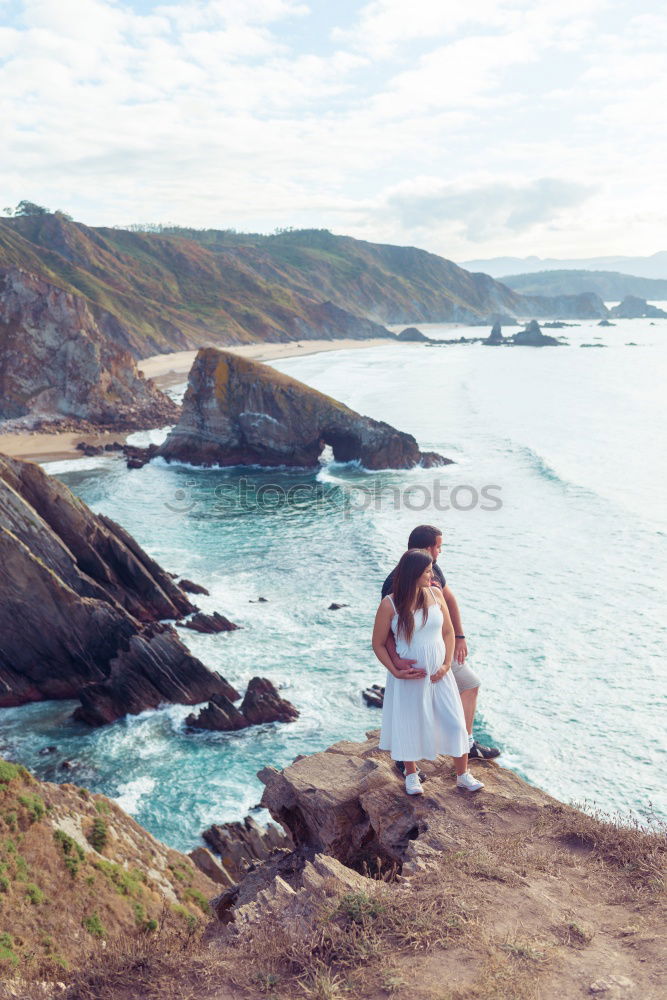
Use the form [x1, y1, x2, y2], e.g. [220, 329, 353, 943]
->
[452, 661, 480, 693]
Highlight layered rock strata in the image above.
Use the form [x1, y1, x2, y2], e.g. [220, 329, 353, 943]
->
[0, 267, 179, 426]
[0, 453, 233, 723]
[185, 677, 298, 731]
[156, 348, 450, 469]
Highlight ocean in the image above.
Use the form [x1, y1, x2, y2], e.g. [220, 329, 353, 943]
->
[1, 315, 666, 851]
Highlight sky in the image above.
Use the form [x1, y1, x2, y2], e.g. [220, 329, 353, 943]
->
[1, 0, 666, 260]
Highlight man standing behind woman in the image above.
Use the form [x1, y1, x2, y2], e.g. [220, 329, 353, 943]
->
[380, 525, 499, 764]
[372, 547, 483, 795]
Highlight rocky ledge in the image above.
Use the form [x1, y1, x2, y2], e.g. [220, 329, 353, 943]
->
[0, 268, 179, 428]
[200, 731, 665, 1000]
[154, 348, 450, 469]
[0, 453, 234, 724]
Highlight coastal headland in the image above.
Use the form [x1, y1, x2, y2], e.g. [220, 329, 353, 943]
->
[0, 732, 663, 998]
[0, 338, 394, 463]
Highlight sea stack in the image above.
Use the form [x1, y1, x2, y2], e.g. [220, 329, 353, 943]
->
[511, 320, 560, 346]
[156, 348, 450, 469]
[485, 320, 504, 344]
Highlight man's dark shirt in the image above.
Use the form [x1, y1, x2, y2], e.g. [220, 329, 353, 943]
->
[381, 561, 446, 599]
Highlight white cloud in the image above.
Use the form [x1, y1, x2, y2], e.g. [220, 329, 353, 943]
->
[0, 0, 665, 258]
[373, 177, 595, 241]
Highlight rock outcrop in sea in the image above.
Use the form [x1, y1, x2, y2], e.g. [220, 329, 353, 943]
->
[185, 677, 299, 731]
[155, 348, 450, 470]
[485, 320, 504, 344]
[0, 267, 179, 427]
[0, 453, 234, 724]
[610, 295, 667, 319]
[511, 320, 560, 346]
[397, 326, 431, 342]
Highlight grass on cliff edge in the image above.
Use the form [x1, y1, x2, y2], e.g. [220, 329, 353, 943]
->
[60, 798, 667, 1000]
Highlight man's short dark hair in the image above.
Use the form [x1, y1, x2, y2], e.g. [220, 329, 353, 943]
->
[407, 524, 442, 549]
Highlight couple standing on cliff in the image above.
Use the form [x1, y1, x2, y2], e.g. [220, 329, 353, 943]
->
[372, 524, 499, 796]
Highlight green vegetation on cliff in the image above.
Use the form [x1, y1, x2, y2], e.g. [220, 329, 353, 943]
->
[0, 757, 216, 980]
[0, 214, 525, 358]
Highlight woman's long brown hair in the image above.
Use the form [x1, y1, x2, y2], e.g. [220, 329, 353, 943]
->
[392, 548, 433, 642]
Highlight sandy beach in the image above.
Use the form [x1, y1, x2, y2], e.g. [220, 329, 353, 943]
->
[140, 337, 393, 388]
[0, 337, 393, 463]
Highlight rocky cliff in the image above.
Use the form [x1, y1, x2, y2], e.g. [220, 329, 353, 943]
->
[0, 216, 606, 362]
[0, 453, 234, 724]
[515, 290, 608, 319]
[502, 268, 667, 300]
[155, 348, 449, 470]
[0, 268, 179, 427]
[0, 757, 218, 978]
[5, 731, 663, 998]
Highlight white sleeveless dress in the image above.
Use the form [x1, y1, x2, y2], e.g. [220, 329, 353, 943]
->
[379, 591, 469, 761]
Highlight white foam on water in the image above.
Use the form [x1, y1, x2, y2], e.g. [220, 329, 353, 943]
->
[113, 776, 157, 815]
[41, 455, 117, 474]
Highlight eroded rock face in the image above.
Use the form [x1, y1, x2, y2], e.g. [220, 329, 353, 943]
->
[185, 692, 246, 731]
[185, 678, 298, 731]
[202, 815, 292, 881]
[258, 731, 557, 875]
[0, 267, 179, 427]
[156, 349, 451, 470]
[182, 611, 239, 633]
[241, 677, 300, 725]
[0, 453, 232, 723]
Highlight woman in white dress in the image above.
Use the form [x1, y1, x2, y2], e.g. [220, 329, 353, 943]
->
[372, 549, 484, 796]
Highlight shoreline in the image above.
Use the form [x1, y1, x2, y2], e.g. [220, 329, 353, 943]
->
[0, 337, 393, 463]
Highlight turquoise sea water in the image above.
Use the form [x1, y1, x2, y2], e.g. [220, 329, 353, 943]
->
[1, 316, 666, 850]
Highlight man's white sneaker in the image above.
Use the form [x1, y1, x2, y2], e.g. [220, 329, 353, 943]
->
[456, 771, 484, 792]
[405, 772, 424, 795]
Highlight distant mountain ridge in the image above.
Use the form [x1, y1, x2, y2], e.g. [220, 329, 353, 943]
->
[461, 252, 667, 280]
[502, 270, 667, 300]
[0, 215, 606, 358]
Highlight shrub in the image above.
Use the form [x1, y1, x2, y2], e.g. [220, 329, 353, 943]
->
[94, 859, 144, 898]
[18, 793, 46, 822]
[171, 904, 198, 932]
[0, 761, 22, 785]
[54, 829, 85, 877]
[0, 931, 18, 968]
[184, 887, 211, 914]
[94, 799, 111, 815]
[25, 882, 45, 905]
[336, 891, 385, 924]
[88, 817, 108, 853]
[4, 811, 17, 831]
[82, 912, 106, 938]
[0, 876, 9, 893]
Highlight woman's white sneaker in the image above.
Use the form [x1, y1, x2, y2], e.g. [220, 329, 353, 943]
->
[456, 771, 484, 792]
[405, 772, 424, 795]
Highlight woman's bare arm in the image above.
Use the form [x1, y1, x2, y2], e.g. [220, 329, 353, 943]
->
[372, 599, 425, 679]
